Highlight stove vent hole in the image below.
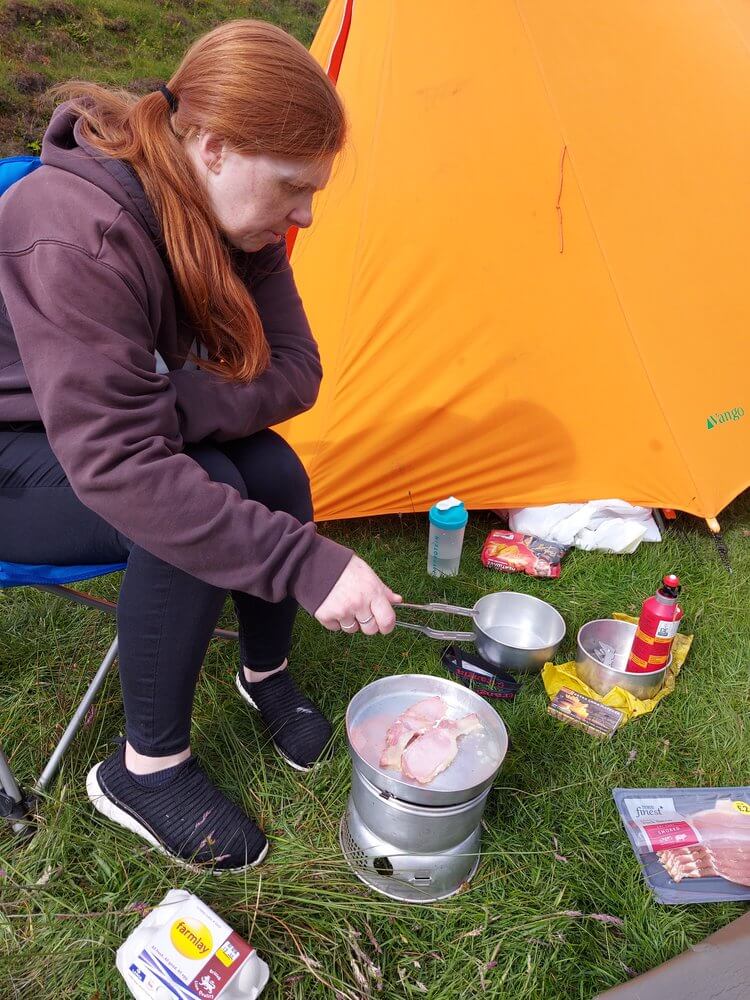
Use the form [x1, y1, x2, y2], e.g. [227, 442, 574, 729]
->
[341, 816, 368, 869]
[373, 856, 394, 877]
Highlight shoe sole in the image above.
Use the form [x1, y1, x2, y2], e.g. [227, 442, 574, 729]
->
[86, 764, 269, 874]
[234, 673, 314, 773]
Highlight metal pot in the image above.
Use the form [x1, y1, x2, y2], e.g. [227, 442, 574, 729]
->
[346, 673, 508, 807]
[576, 619, 668, 699]
[394, 592, 566, 673]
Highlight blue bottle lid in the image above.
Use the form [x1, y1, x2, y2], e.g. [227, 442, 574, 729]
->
[429, 496, 468, 530]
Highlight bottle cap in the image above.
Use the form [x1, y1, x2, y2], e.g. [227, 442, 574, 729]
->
[429, 496, 468, 530]
[660, 573, 681, 597]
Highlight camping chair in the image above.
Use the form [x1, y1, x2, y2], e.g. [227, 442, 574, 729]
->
[0, 561, 239, 837]
[0, 156, 240, 837]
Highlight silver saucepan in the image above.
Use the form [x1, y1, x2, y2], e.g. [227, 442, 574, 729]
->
[346, 673, 509, 807]
[394, 591, 566, 673]
[576, 619, 668, 699]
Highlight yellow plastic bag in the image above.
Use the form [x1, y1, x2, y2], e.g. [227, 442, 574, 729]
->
[542, 613, 693, 724]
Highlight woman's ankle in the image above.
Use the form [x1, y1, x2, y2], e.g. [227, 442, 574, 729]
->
[243, 658, 288, 685]
[124, 741, 191, 775]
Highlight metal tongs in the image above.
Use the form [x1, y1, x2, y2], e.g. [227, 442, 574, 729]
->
[392, 601, 477, 642]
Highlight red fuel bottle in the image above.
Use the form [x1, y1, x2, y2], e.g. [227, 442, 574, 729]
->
[626, 574, 684, 673]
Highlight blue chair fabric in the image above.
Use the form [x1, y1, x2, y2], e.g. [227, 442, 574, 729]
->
[0, 155, 42, 197]
[0, 561, 126, 588]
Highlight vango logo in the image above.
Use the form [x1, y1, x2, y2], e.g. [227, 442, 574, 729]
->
[170, 918, 213, 960]
[706, 406, 744, 430]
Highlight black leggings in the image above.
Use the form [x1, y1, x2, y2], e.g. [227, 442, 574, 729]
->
[0, 427, 313, 756]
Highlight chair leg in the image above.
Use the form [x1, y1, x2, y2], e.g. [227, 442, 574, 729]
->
[2, 635, 119, 838]
[35, 585, 239, 640]
[0, 745, 30, 834]
[34, 635, 119, 796]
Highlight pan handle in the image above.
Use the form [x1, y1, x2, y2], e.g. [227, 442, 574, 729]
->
[394, 621, 475, 642]
[397, 601, 476, 617]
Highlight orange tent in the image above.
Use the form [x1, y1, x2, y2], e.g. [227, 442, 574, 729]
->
[280, 0, 750, 523]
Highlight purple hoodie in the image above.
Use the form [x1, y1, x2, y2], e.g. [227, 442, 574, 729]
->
[0, 103, 352, 614]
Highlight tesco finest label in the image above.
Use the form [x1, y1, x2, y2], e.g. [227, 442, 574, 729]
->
[624, 797, 702, 853]
[626, 797, 674, 823]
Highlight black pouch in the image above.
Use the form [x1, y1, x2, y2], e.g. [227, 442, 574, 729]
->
[440, 644, 521, 700]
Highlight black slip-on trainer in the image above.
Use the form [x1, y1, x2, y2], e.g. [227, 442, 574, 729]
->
[235, 670, 333, 772]
[86, 746, 268, 873]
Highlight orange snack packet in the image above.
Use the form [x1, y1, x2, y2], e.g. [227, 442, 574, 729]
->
[481, 529, 568, 579]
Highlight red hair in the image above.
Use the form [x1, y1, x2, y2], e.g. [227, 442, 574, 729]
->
[53, 20, 346, 381]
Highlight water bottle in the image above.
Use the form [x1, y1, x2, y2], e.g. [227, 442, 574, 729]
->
[427, 496, 468, 577]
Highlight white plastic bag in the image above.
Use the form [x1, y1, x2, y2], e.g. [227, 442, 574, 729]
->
[508, 500, 661, 554]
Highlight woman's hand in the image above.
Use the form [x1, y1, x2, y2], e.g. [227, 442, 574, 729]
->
[314, 555, 402, 635]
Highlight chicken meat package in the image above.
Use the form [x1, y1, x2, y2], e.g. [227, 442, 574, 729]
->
[117, 889, 269, 1000]
[613, 787, 750, 903]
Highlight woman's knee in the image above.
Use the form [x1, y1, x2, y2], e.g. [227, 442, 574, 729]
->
[223, 431, 312, 520]
[186, 443, 249, 500]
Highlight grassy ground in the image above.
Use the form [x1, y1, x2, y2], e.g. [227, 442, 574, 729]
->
[1, 501, 749, 998]
[1, 2, 750, 997]
[0, 0, 326, 156]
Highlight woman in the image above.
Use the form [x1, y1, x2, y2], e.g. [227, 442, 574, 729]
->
[0, 20, 400, 872]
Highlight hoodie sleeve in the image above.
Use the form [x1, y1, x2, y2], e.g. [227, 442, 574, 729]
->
[0, 239, 352, 614]
[167, 240, 322, 443]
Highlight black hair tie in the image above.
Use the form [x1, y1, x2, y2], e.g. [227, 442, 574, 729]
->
[157, 84, 178, 113]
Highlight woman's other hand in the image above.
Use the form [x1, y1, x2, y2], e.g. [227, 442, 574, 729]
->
[314, 555, 402, 635]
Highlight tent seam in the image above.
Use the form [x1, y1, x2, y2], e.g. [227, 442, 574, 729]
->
[513, 0, 707, 516]
[326, 0, 354, 77]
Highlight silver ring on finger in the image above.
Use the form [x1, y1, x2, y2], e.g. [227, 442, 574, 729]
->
[340, 620, 358, 632]
[356, 613, 374, 625]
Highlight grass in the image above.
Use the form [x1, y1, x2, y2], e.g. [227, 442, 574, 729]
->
[0, 0, 327, 155]
[1, 502, 749, 998]
[1, 2, 749, 996]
